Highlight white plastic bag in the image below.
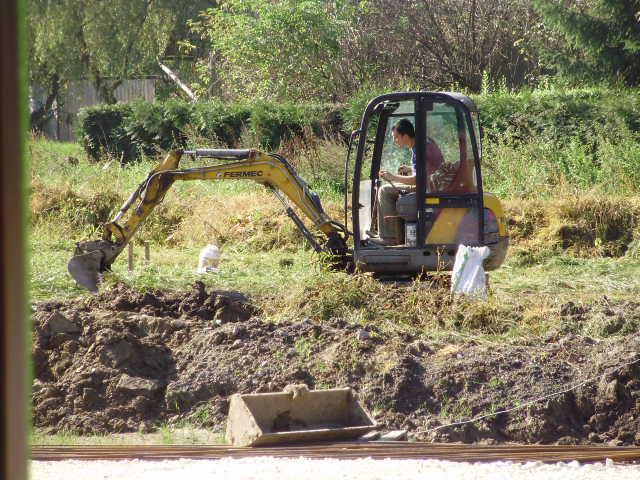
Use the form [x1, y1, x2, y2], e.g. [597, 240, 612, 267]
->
[450, 245, 490, 299]
[197, 244, 220, 273]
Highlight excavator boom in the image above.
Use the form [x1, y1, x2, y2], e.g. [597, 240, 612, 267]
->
[68, 149, 349, 291]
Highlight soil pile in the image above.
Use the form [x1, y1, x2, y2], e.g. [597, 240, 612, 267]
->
[32, 284, 640, 445]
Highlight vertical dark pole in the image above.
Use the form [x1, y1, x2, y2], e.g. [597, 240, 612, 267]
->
[1, 1, 28, 479]
[414, 96, 426, 248]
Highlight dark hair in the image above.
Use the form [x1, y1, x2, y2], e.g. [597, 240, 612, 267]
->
[393, 119, 415, 138]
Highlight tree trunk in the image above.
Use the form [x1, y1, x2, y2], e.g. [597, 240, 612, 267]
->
[30, 74, 59, 132]
[95, 78, 122, 104]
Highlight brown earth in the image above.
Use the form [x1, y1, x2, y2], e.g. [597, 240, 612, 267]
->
[32, 283, 640, 445]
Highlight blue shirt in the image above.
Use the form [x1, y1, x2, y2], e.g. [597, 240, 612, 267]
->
[411, 147, 416, 175]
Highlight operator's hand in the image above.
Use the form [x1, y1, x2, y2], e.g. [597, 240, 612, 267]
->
[380, 170, 392, 181]
[397, 165, 413, 176]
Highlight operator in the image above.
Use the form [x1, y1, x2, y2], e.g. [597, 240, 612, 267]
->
[369, 119, 446, 245]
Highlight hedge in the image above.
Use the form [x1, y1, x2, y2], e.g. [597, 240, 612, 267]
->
[475, 88, 640, 146]
[77, 88, 640, 163]
[77, 100, 344, 163]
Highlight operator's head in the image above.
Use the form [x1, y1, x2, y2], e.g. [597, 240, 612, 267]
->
[392, 119, 415, 148]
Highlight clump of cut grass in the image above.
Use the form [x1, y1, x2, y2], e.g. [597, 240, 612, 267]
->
[541, 195, 640, 257]
[272, 273, 528, 339]
[31, 180, 122, 230]
[504, 195, 640, 258]
[503, 199, 549, 242]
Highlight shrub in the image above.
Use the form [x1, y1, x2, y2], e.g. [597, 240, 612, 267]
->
[76, 88, 640, 199]
[126, 100, 194, 156]
[77, 100, 344, 161]
[76, 104, 135, 162]
[191, 101, 252, 146]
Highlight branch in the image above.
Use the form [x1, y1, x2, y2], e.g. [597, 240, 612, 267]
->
[157, 58, 198, 101]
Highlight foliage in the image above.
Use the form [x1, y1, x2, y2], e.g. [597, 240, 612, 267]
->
[29, 0, 640, 107]
[77, 87, 640, 177]
[189, 0, 355, 101]
[476, 87, 640, 145]
[77, 100, 343, 162]
[185, 0, 547, 100]
[358, 0, 543, 92]
[28, 0, 177, 104]
[535, 0, 640, 86]
[76, 104, 135, 162]
[27, 137, 640, 342]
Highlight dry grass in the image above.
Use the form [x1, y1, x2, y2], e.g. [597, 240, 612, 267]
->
[170, 189, 344, 252]
[28, 138, 640, 342]
[504, 194, 640, 260]
[31, 179, 122, 231]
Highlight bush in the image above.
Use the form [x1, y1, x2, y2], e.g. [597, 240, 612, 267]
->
[192, 101, 252, 146]
[475, 87, 640, 146]
[77, 100, 345, 162]
[76, 104, 136, 162]
[126, 100, 194, 156]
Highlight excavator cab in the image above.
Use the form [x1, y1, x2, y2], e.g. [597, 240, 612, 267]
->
[348, 92, 508, 274]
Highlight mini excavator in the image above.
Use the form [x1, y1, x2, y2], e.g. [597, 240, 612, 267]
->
[68, 92, 509, 291]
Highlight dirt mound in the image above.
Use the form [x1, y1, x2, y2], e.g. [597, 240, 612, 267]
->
[32, 285, 640, 445]
[32, 283, 256, 434]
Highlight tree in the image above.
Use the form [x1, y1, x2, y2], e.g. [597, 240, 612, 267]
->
[191, 0, 544, 100]
[191, 0, 353, 101]
[535, 0, 640, 85]
[29, 0, 177, 113]
[361, 0, 542, 92]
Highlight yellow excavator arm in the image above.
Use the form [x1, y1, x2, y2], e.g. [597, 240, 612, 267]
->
[68, 149, 350, 291]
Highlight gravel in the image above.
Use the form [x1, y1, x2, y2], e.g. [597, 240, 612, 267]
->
[31, 457, 640, 480]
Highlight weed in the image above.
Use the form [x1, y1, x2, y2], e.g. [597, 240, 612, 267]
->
[159, 424, 174, 444]
[488, 376, 504, 389]
[294, 338, 312, 362]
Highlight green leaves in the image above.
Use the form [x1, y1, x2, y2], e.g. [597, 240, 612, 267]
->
[194, 0, 349, 100]
[534, 0, 640, 85]
[77, 99, 343, 162]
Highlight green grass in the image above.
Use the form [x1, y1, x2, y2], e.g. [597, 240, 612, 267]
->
[28, 136, 640, 341]
[28, 91, 640, 445]
[492, 253, 640, 301]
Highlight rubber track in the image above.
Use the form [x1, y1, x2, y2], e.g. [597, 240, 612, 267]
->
[31, 442, 640, 463]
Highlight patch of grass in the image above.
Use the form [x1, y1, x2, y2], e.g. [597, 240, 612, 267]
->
[294, 337, 313, 362]
[31, 427, 224, 446]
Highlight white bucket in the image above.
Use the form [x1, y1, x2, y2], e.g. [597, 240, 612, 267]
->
[197, 244, 220, 273]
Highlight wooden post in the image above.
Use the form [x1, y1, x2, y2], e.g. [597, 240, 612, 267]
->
[1, 2, 28, 478]
[144, 241, 150, 262]
[128, 242, 134, 271]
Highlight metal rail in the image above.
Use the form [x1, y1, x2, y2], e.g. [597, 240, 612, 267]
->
[31, 442, 640, 463]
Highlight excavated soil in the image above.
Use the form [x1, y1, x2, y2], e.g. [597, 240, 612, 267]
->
[32, 283, 640, 445]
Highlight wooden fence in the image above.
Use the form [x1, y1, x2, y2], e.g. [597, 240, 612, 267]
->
[30, 78, 157, 141]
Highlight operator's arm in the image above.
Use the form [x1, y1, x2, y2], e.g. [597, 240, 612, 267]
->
[379, 170, 416, 186]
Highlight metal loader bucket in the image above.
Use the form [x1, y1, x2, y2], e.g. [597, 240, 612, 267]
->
[67, 240, 123, 292]
[226, 387, 376, 447]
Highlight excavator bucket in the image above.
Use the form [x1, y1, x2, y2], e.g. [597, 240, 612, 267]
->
[67, 240, 123, 292]
[226, 387, 376, 447]
[67, 250, 103, 292]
